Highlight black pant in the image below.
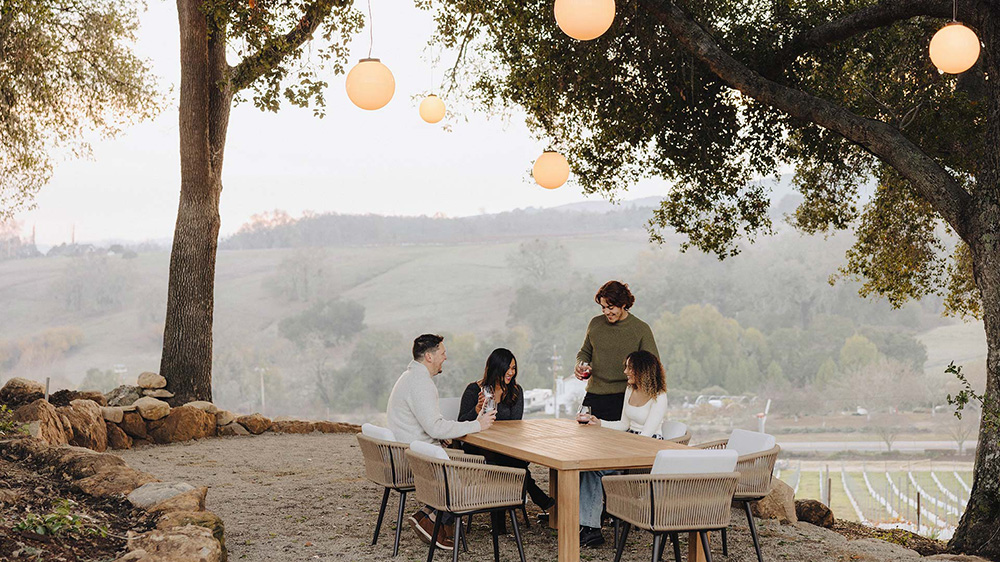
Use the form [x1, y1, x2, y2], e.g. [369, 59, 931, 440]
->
[462, 444, 553, 531]
[583, 391, 626, 422]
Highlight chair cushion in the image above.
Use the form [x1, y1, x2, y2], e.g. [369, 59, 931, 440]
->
[726, 428, 776, 456]
[361, 423, 396, 442]
[660, 421, 688, 440]
[651, 449, 739, 475]
[410, 440, 450, 461]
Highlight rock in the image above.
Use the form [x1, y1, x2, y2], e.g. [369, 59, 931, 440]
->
[148, 486, 208, 514]
[314, 420, 361, 434]
[102, 406, 125, 423]
[120, 411, 149, 439]
[157, 510, 226, 556]
[26, 444, 128, 479]
[137, 372, 167, 390]
[214, 410, 235, 426]
[143, 389, 175, 399]
[126, 525, 223, 562]
[269, 420, 315, 434]
[13, 399, 70, 446]
[795, 498, 834, 528]
[0, 377, 45, 408]
[236, 413, 271, 435]
[75, 466, 158, 498]
[217, 423, 249, 437]
[751, 479, 797, 524]
[128, 482, 196, 509]
[49, 389, 107, 407]
[184, 401, 218, 414]
[56, 399, 108, 452]
[135, 397, 170, 421]
[147, 406, 215, 444]
[106, 421, 133, 450]
[106, 385, 143, 407]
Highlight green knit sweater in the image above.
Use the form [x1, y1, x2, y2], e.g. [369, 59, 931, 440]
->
[576, 313, 660, 395]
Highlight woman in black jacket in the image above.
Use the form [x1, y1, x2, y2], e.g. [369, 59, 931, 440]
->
[459, 348, 554, 527]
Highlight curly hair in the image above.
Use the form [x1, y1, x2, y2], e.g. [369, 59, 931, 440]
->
[625, 350, 666, 396]
[595, 280, 635, 310]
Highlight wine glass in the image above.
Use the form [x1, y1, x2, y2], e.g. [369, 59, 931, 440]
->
[577, 405, 592, 425]
[482, 384, 496, 413]
[578, 361, 592, 380]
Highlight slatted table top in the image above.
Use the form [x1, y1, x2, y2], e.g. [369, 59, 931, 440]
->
[458, 418, 687, 470]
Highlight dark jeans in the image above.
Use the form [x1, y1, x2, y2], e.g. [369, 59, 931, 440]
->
[583, 391, 626, 422]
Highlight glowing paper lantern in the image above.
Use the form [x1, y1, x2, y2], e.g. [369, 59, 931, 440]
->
[929, 22, 980, 74]
[532, 151, 570, 189]
[345, 58, 395, 110]
[419, 94, 446, 123]
[554, 0, 616, 41]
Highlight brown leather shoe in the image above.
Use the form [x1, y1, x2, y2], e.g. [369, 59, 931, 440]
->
[434, 521, 455, 550]
[409, 511, 432, 545]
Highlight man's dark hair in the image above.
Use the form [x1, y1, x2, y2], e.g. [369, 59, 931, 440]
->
[595, 280, 635, 310]
[412, 334, 444, 360]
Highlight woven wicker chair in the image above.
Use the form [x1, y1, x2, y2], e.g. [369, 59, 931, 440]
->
[407, 446, 528, 562]
[604, 449, 740, 562]
[662, 421, 692, 446]
[357, 430, 484, 557]
[693, 429, 780, 562]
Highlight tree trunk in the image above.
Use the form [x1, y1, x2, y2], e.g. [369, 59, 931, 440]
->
[160, 0, 231, 404]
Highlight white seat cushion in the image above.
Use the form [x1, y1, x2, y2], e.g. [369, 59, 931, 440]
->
[651, 449, 739, 475]
[660, 421, 688, 440]
[726, 428, 776, 457]
[362, 423, 396, 442]
[439, 397, 462, 421]
[410, 440, 450, 461]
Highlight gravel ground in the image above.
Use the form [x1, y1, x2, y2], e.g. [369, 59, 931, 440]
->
[113, 433, 987, 562]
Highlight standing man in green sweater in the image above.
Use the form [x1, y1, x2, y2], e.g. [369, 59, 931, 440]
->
[574, 281, 660, 421]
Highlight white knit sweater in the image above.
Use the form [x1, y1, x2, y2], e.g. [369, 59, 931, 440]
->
[386, 360, 481, 445]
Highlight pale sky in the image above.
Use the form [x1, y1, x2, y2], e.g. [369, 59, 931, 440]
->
[14, 1, 673, 247]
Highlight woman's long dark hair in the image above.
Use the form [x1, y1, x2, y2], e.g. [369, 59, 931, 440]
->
[478, 348, 520, 406]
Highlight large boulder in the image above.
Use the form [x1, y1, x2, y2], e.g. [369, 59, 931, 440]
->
[795, 499, 835, 528]
[106, 385, 143, 407]
[102, 406, 125, 423]
[49, 389, 107, 407]
[236, 413, 271, 435]
[214, 410, 235, 426]
[106, 421, 133, 450]
[750, 479, 797, 524]
[75, 465, 158, 498]
[184, 401, 218, 414]
[13, 399, 70, 446]
[120, 411, 149, 440]
[0, 377, 45, 408]
[269, 420, 315, 434]
[124, 525, 223, 562]
[135, 397, 170, 421]
[137, 372, 167, 389]
[314, 420, 361, 434]
[56, 399, 108, 452]
[217, 423, 249, 437]
[128, 482, 196, 509]
[147, 406, 215, 444]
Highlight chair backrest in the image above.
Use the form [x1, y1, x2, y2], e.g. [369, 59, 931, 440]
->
[651, 449, 739, 475]
[660, 420, 688, 440]
[361, 423, 396, 442]
[726, 428, 776, 456]
[410, 440, 450, 461]
[439, 397, 461, 421]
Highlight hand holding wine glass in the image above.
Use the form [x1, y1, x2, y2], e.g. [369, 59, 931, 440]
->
[575, 361, 592, 381]
[577, 405, 595, 425]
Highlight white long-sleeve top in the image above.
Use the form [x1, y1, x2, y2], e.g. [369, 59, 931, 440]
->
[386, 360, 481, 445]
[600, 386, 668, 437]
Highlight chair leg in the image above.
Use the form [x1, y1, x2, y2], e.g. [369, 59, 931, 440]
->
[466, 513, 472, 535]
[452, 516, 461, 562]
[372, 488, 391, 546]
[700, 531, 714, 562]
[613, 522, 631, 562]
[743, 501, 764, 562]
[427, 510, 442, 562]
[510, 508, 527, 562]
[721, 527, 728, 556]
[521, 502, 531, 529]
[613, 518, 621, 549]
[393, 490, 407, 557]
[651, 534, 663, 562]
[670, 532, 681, 562]
[491, 510, 501, 562]
[657, 532, 667, 561]
[460, 516, 469, 552]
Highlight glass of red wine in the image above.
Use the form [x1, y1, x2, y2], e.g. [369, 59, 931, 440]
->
[577, 405, 592, 425]
[579, 361, 592, 380]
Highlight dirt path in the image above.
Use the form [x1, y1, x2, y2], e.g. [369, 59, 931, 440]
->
[113, 433, 981, 562]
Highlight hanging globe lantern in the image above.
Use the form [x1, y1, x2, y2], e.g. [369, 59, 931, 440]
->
[929, 22, 980, 74]
[554, 0, 615, 41]
[419, 94, 446, 123]
[532, 151, 570, 189]
[345, 58, 395, 110]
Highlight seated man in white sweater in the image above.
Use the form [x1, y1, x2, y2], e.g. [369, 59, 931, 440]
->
[386, 334, 495, 550]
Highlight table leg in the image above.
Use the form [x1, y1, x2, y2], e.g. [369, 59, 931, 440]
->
[548, 468, 558, 529]
[687, 531, 710, 562]
[557, 470, 579, 562]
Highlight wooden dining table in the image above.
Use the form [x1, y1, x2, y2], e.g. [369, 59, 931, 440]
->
[458, 418, 713, 562]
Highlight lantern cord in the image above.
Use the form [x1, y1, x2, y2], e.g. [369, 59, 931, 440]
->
[368, 0, 374, 58]
[952, 0, 957, 22]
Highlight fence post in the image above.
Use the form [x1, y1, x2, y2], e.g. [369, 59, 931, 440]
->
[917, 492, 921, 534]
